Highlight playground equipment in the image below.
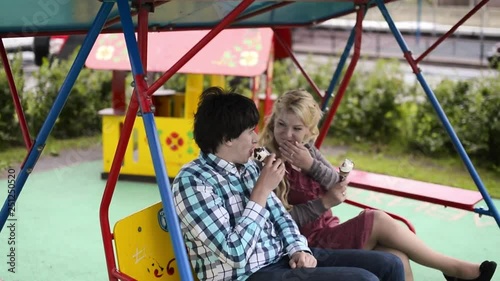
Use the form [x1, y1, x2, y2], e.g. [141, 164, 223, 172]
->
[85, 28, 276, 180]
[113, 202, 184, 280]
[1, 0, 499, 281]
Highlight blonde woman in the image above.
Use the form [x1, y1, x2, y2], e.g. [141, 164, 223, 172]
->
[258, 89, 496, 281]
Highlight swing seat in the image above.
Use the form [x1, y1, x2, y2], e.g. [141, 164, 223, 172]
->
[113, 202, 196, 281]
[348, 170, 484, 211]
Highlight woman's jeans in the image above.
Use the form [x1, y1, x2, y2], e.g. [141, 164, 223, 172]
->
[247, 248, 405, 281]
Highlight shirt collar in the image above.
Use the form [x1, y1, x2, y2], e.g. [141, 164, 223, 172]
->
[200, 152, 253, 176]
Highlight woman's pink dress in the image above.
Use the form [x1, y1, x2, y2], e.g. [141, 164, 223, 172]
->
[287, 166, 375, 250]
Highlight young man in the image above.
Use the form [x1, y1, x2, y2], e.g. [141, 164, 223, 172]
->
[172, 87, 405, 281]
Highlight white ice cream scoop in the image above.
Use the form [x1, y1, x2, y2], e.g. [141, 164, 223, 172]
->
[339, 158, 354, 181]
[253, 147, 271, 162]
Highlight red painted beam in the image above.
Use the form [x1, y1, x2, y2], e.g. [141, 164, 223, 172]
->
[273, 28, 324, 100]
[146, 0, 256, 96]
[416, 0, 490, 64]
[315, 6, 365, 148]
[345, 199, 416, 233]
[0, 39, 32, 150]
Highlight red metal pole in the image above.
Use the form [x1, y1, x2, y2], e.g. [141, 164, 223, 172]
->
[0, 39, 32, 150]
[315, 6, 364, 149]
[99, 1, 150, 280]
[138, 3, 149, 71]
[252, 76, 261, 133]
[252, 76, 260, 107]
[264, 44, 274, 117]
[136, 0, 151, 112]
[100, 97, 140, 281]
[415, 0, 489, 64]
[146, 0, 256, 96]
[272, 28, 324, 100]
[103, 0, 169, 30]
[111, 70, 126, 112]
[345, 199, 416, 233]
[111, 269, 136, 281]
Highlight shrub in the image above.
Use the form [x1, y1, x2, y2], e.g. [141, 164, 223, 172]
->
[0, 54, 25, 148]
[25, 52, 112, 139]
[272, 58, 300, 95]
[330, 59, 406, 143]
[274, 56, 499, 169]
[476, 77, 500, 165]
[411, 79, 489, 158]
[296, 56, 336, 97]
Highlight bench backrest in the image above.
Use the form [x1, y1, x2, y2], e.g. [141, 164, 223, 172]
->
[114, 202, 191, 280]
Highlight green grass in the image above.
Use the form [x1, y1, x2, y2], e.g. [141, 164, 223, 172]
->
[1, 135, 499, 198]
[321, 138, 500, 198]
[0, 135, 101, 170]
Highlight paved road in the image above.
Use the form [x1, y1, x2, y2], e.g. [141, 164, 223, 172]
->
[294, 52, 497, 89]
[293, 27, 498, 68]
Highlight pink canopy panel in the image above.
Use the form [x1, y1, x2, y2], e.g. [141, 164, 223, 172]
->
[86, 28, 273, 76]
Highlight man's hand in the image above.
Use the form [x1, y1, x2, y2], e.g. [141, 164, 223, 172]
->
[250, 153, 286, 207]
[258, 153, 286, 192]
[289, 251, 317, 269]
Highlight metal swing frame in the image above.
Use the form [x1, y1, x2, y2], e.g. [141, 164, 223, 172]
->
[0, 0, 498, 280]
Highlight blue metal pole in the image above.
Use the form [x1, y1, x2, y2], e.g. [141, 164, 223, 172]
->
[375, 0, 500, 228]
[0, 2, 114, 232]
[116, 1, 194, 280]
[322, 29, 355, 111]
[322, 9, 367, 111]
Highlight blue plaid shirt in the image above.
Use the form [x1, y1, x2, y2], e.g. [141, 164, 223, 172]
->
[172, 152, 310, 281]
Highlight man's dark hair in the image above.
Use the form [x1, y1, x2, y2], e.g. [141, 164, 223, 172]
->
[193, 87, 259, 154]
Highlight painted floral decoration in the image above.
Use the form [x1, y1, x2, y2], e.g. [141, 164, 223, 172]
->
[96, 46, 115, 60]
[239, 51, 259, 66]
[212, 30, 263, 68]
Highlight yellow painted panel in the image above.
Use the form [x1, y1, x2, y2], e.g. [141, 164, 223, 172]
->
[155, 95, 173, 117]
[210, 75, 225, 88]
[172, 94, 185, 118]
[184, 74, 203, 119]
[154, 93, 187, 118]
[114, 202, 184, 280]
[101, 115, 199, 178]
[101, 115, 126, 172]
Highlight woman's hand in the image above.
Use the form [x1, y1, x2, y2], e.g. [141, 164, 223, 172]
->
[279, 140, 314, 172]
[320, 180, 348, 209]
[289, 251, 317, 269]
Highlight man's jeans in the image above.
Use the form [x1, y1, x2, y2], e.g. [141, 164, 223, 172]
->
[247, 248, 405, 281]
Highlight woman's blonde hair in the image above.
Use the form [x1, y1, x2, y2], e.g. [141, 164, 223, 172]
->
[258, 89, 323, 210]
